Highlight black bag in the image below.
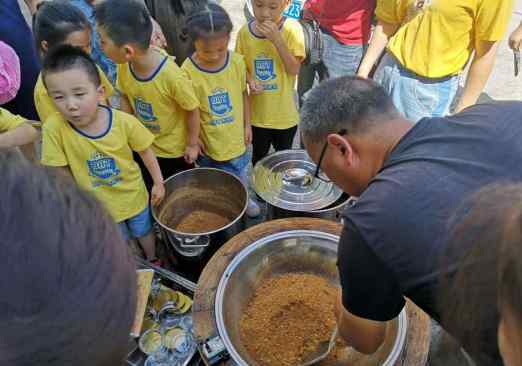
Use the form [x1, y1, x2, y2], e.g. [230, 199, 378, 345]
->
[300, 16, 324, 67]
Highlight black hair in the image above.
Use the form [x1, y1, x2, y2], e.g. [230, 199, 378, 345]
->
[299, 76, 400, 143]
[186, 3, 233, 41]
[33, 0, 91, 57]
[0, 149, 136, 366]
[95, 0, 152, 50]
[42, 45, 101, 88]
[439, 183, 522, 362]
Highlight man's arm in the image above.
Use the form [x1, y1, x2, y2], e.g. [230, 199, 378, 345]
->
[357, 20, 400, 78]
[335, 291, 387, 354]
[454, 40, 498, 113]
[336, 220, 405, 353]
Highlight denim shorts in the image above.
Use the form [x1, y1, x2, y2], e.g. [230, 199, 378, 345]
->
[118, 205, 153, 240]
[374, 53, 460, 123]
[197, 150, 251, 185]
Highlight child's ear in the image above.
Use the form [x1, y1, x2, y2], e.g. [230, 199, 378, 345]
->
[96, 85, 106, 103]
[123, 45, 135, 61]
[41, 40, 49, 53]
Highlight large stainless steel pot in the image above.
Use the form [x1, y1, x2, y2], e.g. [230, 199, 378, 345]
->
[152, 168, 248, 260]
[252, 150, 350, 222]
[214, 230, 408, 365]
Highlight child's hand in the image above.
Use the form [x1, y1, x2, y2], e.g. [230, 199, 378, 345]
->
[151, 182, 165, 206]
[244, 124, 252, 146]
[256, 20, 283, 44]
[184, 144, 200, 164]
[248, 79, 264, 95]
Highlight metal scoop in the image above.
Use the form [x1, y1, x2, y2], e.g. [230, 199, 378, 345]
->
[299, 326, 338, 366]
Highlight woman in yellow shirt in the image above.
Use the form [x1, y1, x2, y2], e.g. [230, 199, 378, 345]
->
[358, 0, 513, 123]
[32, 1, 113, 123]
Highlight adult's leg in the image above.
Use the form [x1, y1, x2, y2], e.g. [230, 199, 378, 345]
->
[272, 125, 298, 151]
[252, 126, 273, 166]
[321, 32, 365, 79]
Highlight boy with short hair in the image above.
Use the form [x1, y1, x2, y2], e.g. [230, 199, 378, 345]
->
[235, 0, 305, 165]
[40, 45, 165, 261]
[95, 0, 201, 187]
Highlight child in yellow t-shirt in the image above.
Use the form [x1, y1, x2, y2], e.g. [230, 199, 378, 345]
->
[0, 107, 38, 149]
[32, 1, 114, 123]
[235, 0, 305, 165]
[181, 3, 260, 218]
[95, 0, 201, 188]
[40, 45, 165, 262]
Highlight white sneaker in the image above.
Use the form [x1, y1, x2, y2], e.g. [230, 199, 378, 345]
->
[246, 198, 261, 218]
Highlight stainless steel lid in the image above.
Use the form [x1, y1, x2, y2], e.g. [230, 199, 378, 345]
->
[251, 150, 343, 211]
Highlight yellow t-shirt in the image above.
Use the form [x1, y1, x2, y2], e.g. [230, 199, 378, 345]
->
[181, 52, 247, 162]
[0, 107, 25, 131]
[34, 65, 114, 123]
[377, 0, 513, 78]
[117, 54, 200, 158]
[235, 18, 305, 129]
[41, 107, 153, 223]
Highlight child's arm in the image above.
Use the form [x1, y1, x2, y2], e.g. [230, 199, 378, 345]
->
[184, 108, 201, 164]
[137, 147, 165, 205]
[243, 91, 252, 145]
[0, 122, 39, 149]
[256, 21, 302, 76]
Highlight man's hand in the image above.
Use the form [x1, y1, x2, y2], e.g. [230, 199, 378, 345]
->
[150, 17, 167, 49]
[184, 144, 200, 164]
[151, 182, 165, 206]
[509, 23, 522, 51]
[255, 21, 283, 44]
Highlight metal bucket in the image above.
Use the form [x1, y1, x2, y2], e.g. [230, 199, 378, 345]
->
[214, 230, 408, 366]
[152, 168, 248, 260]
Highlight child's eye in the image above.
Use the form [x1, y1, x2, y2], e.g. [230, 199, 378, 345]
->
[75, 93, 86, 97]
[53, 96, 63, 100]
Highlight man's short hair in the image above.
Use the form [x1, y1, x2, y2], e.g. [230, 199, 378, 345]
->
[300, 76, 400, 143]
[95, 0, 152, 50]
[0, 150, 136, 366]
[42, 45, 101, 88]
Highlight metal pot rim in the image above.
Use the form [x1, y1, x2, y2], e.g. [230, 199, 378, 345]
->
[214, 230, 407, 366]
[152, 168, 248, 237]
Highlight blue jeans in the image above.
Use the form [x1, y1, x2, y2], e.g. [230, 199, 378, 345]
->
[298, 31, 365, 104]
[197, 150, 251, 185]
[375, 53, 460, 123]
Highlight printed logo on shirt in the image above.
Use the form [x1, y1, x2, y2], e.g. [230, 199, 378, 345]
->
[208, 88, 235, 126]
[254, 57, 276, 82]
[134, 97, 160, 133]
[87, 151, 122, 187]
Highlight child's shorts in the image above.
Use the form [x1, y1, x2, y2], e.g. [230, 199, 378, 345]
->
[197, 150, 251, 184]
[118, 205, 153, 240]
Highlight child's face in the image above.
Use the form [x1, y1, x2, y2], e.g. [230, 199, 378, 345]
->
[64, 30, 92, 55]
[252, 0, 289, 24]
[97, 26, 128, 64]
[194, 34, 230, 66]
[44, 68, 104, 128]
[42, 29, 92, 55]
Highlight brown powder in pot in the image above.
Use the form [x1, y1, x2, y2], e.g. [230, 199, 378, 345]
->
[240, 273, 338, 366]
[174, 210, 231, 234]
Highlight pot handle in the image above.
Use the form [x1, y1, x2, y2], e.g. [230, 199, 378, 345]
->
[174, 235, 211, 248]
